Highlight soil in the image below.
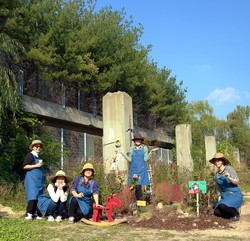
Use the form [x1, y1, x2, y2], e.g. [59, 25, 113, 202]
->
[127, 206, 232, 231]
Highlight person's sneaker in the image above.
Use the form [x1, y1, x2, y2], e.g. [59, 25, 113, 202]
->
[33, 214, 43, 220]
[68, 216, 74, 224]
[55, 216, 62, 222]
[25, 213, 33, 220]
[47, 215, 55, 222]
[230, 215, 240, 221]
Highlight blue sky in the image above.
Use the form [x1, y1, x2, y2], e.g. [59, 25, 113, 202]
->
[95, 0, 250, 120]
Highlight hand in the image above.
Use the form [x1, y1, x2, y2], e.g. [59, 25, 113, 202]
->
[78, 192, 84, 198]
[225, 172, 231, 179]
[37, 160, 43, 167]
[57, 181, 65, 189]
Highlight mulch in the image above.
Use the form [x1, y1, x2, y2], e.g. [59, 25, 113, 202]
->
[126, 207, 233, 231]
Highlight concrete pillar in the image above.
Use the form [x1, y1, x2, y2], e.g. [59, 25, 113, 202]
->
[233, 148, 240, 162]
[175, 124, 193, 173]
[205, 136, 217, 165]
[103, 91, 133, 174]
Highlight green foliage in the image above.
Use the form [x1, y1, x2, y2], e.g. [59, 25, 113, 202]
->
[1, 0, 187, 133]
[0, 33, 23, 121]
[236, 163, 250, 192]
[90, 160, 124, 204]
[227, 106, 250, 166]
[0, 111, 67, 183]
[151, 161, 177, 185]
[0, 182, 26, 211]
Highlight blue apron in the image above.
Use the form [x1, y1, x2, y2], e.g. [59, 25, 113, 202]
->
[37, 194, 52, 216]
[215, 175, 243, 210]
[24, 155, 44, 201]
[69, 178, 92, 216]
[128, 147, 150, 186]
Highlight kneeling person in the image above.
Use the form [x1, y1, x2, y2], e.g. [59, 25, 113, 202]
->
[68, 163, 99, 223]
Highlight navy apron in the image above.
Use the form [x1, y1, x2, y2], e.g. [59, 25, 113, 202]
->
[128, 147, 150, 186]
[215, 174, 243, 210]
[24, 154, 44, 201]
[69, 178, 92, 216]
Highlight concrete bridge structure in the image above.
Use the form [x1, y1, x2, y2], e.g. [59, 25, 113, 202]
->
[21, 92, 174, 171]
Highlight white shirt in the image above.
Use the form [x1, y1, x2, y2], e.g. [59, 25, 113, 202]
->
[47, 184, 68, 202]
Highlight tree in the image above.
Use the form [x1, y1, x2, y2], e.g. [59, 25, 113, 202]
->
[0, 33, 23, 122]
[227, 106, 250, 165]
[186, 101, 217, 171]
[2, 0, 187, 133]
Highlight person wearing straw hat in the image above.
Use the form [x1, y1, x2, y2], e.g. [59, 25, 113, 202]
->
[38, 170, 72, 222]
[23, 140, 45, 220]
[121, 133, 157, 200]
[209, 152, 243, 221]
[68, 163, 100, 223]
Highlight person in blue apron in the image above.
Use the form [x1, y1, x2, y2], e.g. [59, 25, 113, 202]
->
[23, 140, 45, 220]
[38, 170, 72, 222]
[68, 163, 99, 223]
[209, 152, 243, 221]
[122, 133, 157, 200]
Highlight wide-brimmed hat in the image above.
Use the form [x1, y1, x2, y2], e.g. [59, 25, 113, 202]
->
[48, 170, 73, 183]
[29, 140, 44, 150]
[132, 133, 144, 142]
[80, 163, 95, 175]
[209, 152, 230, 165]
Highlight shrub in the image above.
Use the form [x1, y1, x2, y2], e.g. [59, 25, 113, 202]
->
[171, 183, 184, 203]
[113, 186, 136, 213]
[0, 182, 26, 211]
[154, 181, 172, 204]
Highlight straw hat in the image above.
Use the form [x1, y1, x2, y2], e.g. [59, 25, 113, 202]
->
[80, 163, 95, 175]
[132, 133, 144, 141]
[209, 152, 230, 165]
[48, 170, 73, 183]
[29, 140, 44, 150]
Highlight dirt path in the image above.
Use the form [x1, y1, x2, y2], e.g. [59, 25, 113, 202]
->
[0, 204, 23, 218]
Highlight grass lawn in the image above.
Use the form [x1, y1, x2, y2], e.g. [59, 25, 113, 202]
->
[0, 217, 174, 241]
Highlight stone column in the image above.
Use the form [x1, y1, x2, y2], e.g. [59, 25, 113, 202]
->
[205, 136, 217, 165]
[175, 124, 193, 173]
[233, 148, 240, 162]
[103, 91, 133, 174]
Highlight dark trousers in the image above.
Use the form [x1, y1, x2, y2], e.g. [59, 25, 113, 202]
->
[26, 200, 38, 215]
[135, 185, 143, 200]
[46, 200, 66, 217]
[68, 197, 84, 219]
[214, 203, 239, 219]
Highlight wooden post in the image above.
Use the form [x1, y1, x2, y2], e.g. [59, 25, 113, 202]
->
[196, 192, 199, 217]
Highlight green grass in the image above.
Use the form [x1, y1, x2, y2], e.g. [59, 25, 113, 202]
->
[0, 217, 173, 241]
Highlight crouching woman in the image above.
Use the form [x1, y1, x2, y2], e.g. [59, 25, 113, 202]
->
[68, 163, 99, 223]
[209, 152, 243, 221]
[38, 170, 72, 222]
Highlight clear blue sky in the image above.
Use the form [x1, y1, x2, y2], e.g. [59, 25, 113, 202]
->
[95, 0, 250, 120]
